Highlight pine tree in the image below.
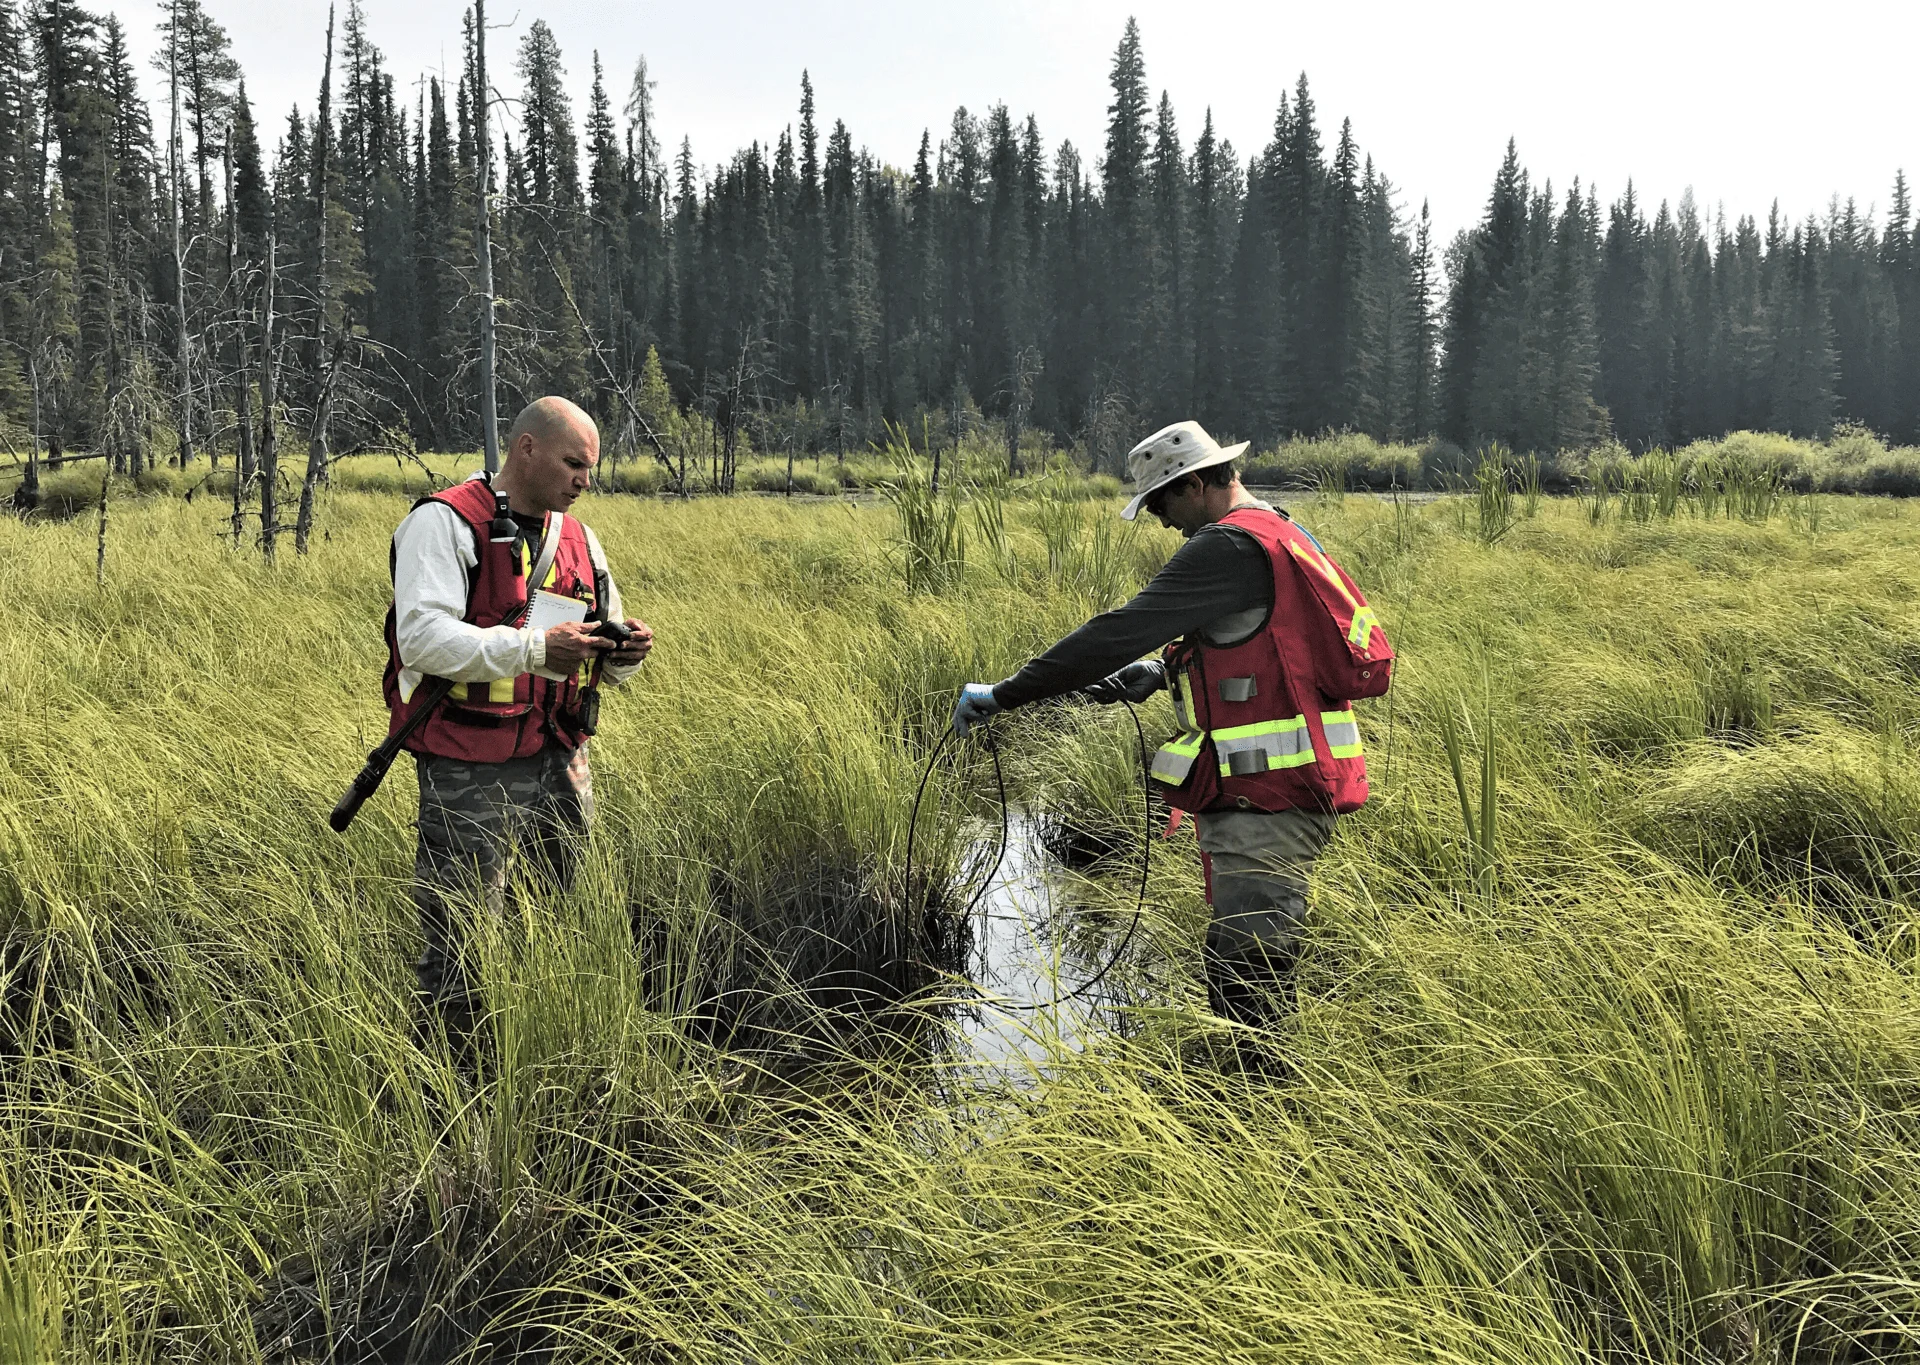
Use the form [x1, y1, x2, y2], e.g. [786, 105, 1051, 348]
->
[939, 103, 983, 406]
[4, 21, 1904, 470]
[1352, 162, 1418, 439]
[1438, 229, 1482, 448]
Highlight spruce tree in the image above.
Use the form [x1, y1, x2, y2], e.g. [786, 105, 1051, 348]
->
[1150, 91, 1187, 413]
[1540, 183, 1603, 450]
[1462, 140, 1531, 448]
[1598, 184, 1657, 447]
[1188, 109, 1237, 431]
[584, 51, 626, 422]
[1886, 171, 1919, 441]
[1323, 117, 1364, 429]
[983, 103, 1027, 408]
[1769, 222, 1837, 436]
[1408, 200, 1437, 438]
[1100, 18, 1154, 411]
[792, 72, 822, 394]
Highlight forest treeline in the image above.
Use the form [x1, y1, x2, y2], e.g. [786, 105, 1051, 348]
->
[2, 1, 1917, 496]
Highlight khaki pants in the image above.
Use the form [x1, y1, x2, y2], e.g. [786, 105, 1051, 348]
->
[1194, 807, 1337, 1025]
[413, 744, 593, 1014]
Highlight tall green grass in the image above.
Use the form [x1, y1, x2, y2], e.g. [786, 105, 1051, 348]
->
[1, 478, 1918, 1361]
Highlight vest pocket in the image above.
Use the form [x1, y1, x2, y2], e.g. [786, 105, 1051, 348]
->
[1218, 676, 1258, 703]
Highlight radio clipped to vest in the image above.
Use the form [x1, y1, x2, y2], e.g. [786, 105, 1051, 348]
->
[571, 568, 621, 738]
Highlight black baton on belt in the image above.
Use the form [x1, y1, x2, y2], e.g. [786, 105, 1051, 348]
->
[328, 676, 458, 832]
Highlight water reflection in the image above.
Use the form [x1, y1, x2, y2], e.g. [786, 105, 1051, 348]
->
[946, 810, 1141, 1077]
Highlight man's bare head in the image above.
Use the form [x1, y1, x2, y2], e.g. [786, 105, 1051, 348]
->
[499, 396, 599, 514]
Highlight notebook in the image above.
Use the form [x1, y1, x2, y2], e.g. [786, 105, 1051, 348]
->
[526, 589, 590, 680]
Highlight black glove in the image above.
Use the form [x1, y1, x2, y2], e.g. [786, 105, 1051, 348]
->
[1079, 659, 1166, 705]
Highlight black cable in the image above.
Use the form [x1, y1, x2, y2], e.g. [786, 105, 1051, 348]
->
[903, 699, 1152, 1015]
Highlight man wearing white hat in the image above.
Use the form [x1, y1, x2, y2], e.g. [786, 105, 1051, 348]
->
[952, 420, 1392, 1029]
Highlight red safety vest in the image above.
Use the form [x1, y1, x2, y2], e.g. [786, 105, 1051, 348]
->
[382, 477, 602, 763]
[1151, 504, 1393, 816]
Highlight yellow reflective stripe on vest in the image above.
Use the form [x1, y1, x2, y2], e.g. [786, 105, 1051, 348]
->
[1320, 709, 1363, 759]
[1347, 604, 1380, 651]
[1151, 729, 1205, 785]
[488, 677, 516, 703]
[1213, 715, 1315, 776]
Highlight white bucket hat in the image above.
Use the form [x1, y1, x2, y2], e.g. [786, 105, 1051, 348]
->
[1120, 420, 1250, 521]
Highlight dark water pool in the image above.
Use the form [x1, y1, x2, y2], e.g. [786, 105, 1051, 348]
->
[947, 811, 1142, 1076]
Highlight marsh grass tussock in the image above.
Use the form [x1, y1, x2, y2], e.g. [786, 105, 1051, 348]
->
[1, 467, 1917, 1361]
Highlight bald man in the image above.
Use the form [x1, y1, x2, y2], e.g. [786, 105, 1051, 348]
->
[382, 397, 653, 1030]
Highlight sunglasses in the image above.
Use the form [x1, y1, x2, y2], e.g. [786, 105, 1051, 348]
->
[1144, 476, 1191, 518]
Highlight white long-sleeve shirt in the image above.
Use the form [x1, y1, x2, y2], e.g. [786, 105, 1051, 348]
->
[390, 481, 641, 703]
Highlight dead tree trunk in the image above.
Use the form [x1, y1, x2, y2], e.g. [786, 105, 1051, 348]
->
[259, 234, 280, 561]
[226, 137, 253, 547]
[475, 0, 501, 474]
[226, 135, 254, 483]
[296, 8, 335, 556]
[295, 333, 343, 555]
[95, 462, 110, 586]
[16, 359, 40, 512]
[167, 7, 196, 468]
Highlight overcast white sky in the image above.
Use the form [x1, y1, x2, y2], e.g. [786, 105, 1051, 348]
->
[109, 0, 1918, 246]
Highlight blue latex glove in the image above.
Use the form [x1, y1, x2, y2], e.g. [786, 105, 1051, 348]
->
[1080, 659, 1166, 705]
[952, 683, 1002, 738]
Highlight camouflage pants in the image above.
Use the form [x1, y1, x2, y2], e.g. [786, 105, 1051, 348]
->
[413, 743, 594, 1011]
[1194, 807, 1338, 1026]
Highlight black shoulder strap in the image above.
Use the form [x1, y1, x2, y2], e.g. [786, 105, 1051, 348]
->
[389, 487, 488, 619]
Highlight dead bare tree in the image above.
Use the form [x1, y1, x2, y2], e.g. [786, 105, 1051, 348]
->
[224, 131, 254, 484]
[259, 233, 281, 561]
[295, 330, 347, 555]
[94, 462, 110, 586]
[16, 356, 40, 511]
[475, 0, 502, 475]
[295, 7, 336, 556]
[166, 1, 196, 468]
[718, 323, 774, 495]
